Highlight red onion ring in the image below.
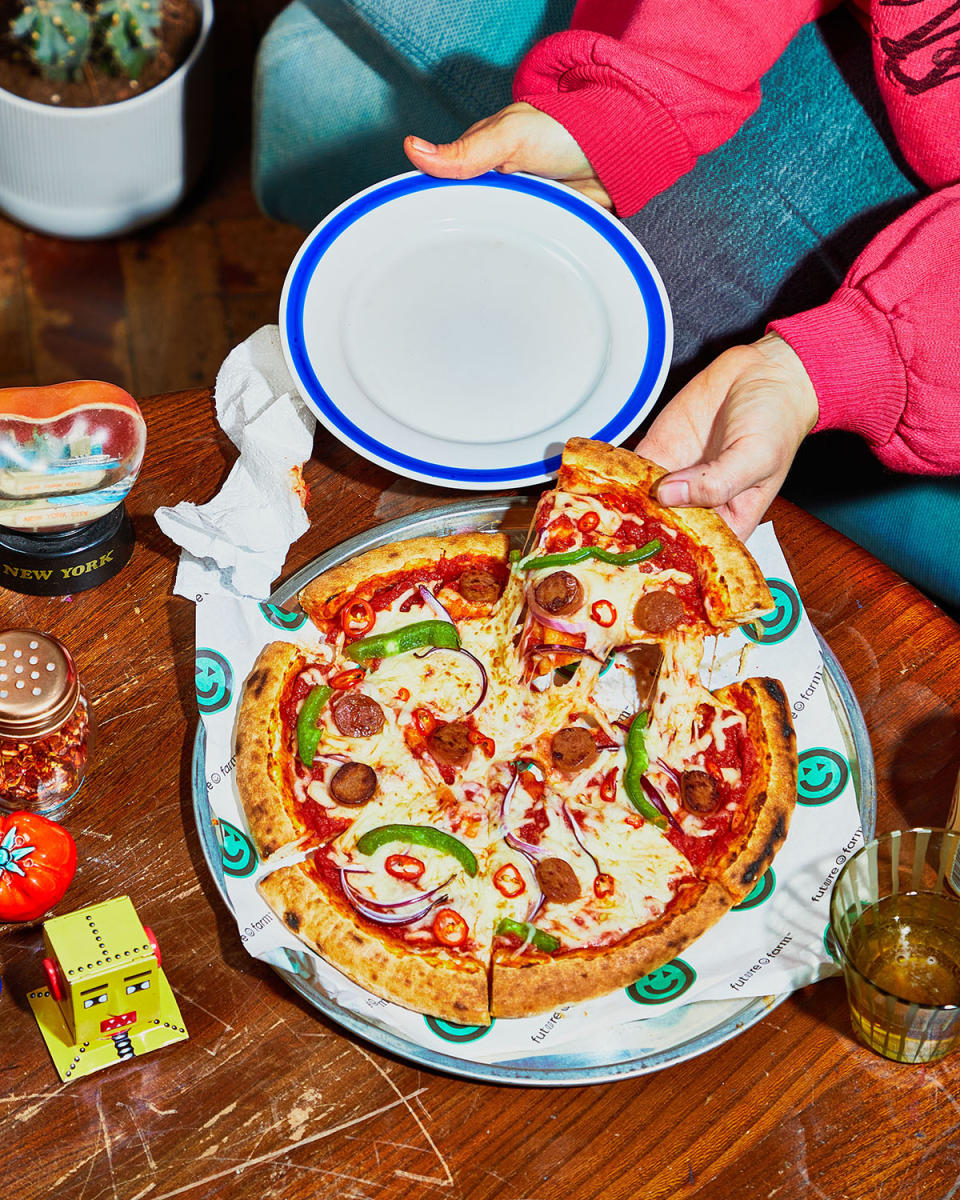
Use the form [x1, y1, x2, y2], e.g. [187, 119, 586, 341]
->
[418, 584, 454, 623]
[499, 772, 547, 862]
[526, 592, 587, 636]
[640, 777, 684, 835]
[339, 868, 453, 924]
[561, 801, 601, 876]
[655, 758, 681, 788]
[411, 645, 489, 715]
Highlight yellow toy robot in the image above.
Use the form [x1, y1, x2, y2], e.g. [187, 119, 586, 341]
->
[28, 895, 188, 1082]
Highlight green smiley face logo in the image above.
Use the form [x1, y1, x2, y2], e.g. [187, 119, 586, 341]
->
[423, 1016, 493, 1043]
[196, 648, 233, 714]
[742, 578, 801, 645]
[798, 748, 849, 805]
[733, 869, 776, 911]
[259, 602, 307, 631]
[627, 958, 696, 1005]
[215, 818, 258, 878]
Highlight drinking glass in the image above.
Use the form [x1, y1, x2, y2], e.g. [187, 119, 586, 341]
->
[829, 828, 960, 1063]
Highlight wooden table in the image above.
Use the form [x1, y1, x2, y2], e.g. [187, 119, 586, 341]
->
[2, 387, 959, 1200]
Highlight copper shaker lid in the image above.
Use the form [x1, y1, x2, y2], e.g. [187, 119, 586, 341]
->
[0, 629, 80, 738]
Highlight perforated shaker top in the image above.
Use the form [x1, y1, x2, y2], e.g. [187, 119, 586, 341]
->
[0, 629, 80, 738]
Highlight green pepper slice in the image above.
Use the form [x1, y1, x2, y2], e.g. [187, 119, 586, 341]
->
[296, 684, 332, 766]
[345, 619, 461, 664]
[495, 917, 560, 954]
[517, 539, 661, 572]
[355, 823, 478, 876]
[623, 711, 667, 829]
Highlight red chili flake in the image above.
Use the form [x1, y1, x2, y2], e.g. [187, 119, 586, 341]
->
[594, 873, 615, 898]
[590, 599, 617, 627]
[329, 668, 365, 690]
[467, 729, 495, 758]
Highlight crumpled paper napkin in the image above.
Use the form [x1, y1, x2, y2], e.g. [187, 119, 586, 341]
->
[154, 325, 316, 599]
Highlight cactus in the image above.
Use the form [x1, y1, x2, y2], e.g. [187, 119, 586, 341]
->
[10, 0, 165, 82]
[11, 2, 93, 80]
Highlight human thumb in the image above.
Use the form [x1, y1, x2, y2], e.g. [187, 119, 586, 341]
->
[654, 457, 758, 511]
[404, 132, 503, 180]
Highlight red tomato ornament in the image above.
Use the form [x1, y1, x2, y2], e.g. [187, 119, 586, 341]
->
[0, 811, 77, 922]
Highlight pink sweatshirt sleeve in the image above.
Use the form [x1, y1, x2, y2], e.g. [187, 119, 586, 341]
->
[513, 0, 836, 217]
[768, 185, 960, 475]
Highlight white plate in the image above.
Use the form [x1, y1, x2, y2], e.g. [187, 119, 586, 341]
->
[280, 172, 673, 489]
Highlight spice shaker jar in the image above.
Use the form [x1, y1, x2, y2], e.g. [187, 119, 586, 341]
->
[0, 630, 92, 815]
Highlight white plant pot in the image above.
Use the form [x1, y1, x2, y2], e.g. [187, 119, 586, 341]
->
[0, 0, 214, 238]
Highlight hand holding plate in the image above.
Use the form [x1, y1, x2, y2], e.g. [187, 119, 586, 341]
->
[404, 102, 613, 211]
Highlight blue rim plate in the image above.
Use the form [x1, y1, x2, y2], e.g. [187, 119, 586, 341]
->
[191, 497, 875, 1086]
[280, 172, 673, 489]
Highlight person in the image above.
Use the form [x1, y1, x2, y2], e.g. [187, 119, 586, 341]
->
[399, 0, 960, 605]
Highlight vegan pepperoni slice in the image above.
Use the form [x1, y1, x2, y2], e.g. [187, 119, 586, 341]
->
[331, 692, 384, 738]
[634, 590, 684, 634]
[458, 568, 502, 605]
[550, 727, 598, 773]
[329, 762, 378, 806]
[427, 720, 473, 767]
[534, 570, 584, 615]
[681, 769, 720, 813]
[535, 857, 581, 903]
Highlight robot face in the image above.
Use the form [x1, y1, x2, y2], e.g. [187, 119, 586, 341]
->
[73, 963, 158, 1040]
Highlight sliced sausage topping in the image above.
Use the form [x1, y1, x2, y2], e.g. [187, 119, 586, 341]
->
[427, 720, 473, 767]
[550, 726, 598, 773]
[534, 570, 584, 615]
[535, 857, 581, 903]
[681, 769, 720, 813]
[458, 568, 502, 605]
[331, 692, 384, 738]
[329, 762, 377, 806]
[634, 590, 685, 634]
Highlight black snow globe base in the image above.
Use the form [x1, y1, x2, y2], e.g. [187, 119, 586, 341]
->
[0, 504, 135, 596]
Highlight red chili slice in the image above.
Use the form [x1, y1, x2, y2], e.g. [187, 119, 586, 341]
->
[493, 863, 526, 898]
[396, 687, 410, 703]
[577, 511, 600, 533]
[467, 729, 496, 759]
[340, 599, 375, 636]
[413, 708, 437, 736]
[433, 907, 468, 947]
[600, 768, 618, 802]
[594, 873, 615, 898]
[329, 668, 365, 690]
[385, 854, 425, 882]
[590, 599, 617, 627]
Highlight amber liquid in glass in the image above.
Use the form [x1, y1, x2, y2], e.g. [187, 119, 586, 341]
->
[846, 892, 960, 1060]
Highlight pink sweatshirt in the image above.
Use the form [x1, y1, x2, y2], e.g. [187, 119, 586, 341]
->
[514, 0, 960, 474]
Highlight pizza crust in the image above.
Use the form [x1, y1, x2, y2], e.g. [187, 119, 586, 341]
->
[299, 532, 509, 625]
[710, 677, 799, 902]
[558, 438, 773, 627]
[235, 641, 307, 859]
[490, 879, 732, 1018]
[259, 862, 491, 1026]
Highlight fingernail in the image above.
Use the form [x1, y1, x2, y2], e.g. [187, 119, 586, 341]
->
[406, 136, 437, 155]
[656, 479, 690, 507]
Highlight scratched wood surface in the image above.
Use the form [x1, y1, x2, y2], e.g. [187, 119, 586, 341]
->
[0, 0, 303, 395]
[0, 387, 959, 1200]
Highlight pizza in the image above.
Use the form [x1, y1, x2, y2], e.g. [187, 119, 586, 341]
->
[234, 439, 798, 1026]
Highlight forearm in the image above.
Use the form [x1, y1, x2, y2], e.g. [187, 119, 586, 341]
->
[513, 0, 838, 215]
[768, 184, 960, 475]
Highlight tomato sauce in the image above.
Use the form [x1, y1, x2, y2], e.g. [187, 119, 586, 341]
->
[665, 705, 758, 869]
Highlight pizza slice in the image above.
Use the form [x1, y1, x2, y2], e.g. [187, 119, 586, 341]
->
[508, 439, 774, 698]
[258, 779, 500, 1025]
[485, 759, 731, 1016]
